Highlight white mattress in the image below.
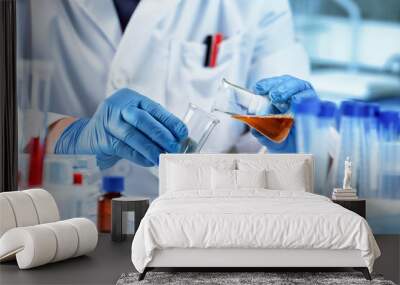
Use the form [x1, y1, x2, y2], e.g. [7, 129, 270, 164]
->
[131, 190, 380, 273]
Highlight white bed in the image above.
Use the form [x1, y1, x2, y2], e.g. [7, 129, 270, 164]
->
[131, 154, 380, 280]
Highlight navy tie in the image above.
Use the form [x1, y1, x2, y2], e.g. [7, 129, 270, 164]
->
[113, 0, 141, 32]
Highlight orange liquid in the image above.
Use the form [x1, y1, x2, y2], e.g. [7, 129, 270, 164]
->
[232, 114, 294, 143]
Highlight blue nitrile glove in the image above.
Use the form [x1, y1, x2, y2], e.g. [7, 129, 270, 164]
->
[55, 88, 188, 169]
[251, 75, 318, 153]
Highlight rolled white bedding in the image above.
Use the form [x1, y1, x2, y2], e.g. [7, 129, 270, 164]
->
[0, 189, 60, 236]
[0, 218, 98, 269]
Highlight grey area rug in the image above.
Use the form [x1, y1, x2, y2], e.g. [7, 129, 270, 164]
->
[117, 272, 396, 285]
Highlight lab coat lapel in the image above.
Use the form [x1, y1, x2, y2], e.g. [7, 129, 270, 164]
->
[75, 0, 122, 50]
[109, 0, 181, 103]
[124, 0, 180, 43]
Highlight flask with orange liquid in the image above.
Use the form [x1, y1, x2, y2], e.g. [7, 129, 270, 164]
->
[212, 78, 294, 143]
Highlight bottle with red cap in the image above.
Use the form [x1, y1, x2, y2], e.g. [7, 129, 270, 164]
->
[73, 172, 84, 217]
[72, 170, 100, 222]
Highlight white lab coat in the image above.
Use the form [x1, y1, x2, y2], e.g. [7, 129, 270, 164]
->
[24, 0, 309, 197]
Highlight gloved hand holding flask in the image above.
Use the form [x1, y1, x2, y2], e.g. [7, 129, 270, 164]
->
[54, 89, 188, 169]
[250, 75, 318, 153]
[213, 75, 317, 153]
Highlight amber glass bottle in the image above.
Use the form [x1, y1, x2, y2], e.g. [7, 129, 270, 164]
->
[97, 176, 124, 233]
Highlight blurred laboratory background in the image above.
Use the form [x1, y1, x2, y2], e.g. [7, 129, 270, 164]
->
[15, 0, 400, 235]
[290, 0, 400, 108]
[289, 0, 400, 234]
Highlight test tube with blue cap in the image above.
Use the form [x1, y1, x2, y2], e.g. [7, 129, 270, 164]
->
[358, 103, 380, 198]
[212, 78, 294, 143]
[335, 100, 363, 192]
[292, 97, 320, 154]
[367, 105, 380, 197]
[314, 101, 337, 195]
[378, 111, 400, 199]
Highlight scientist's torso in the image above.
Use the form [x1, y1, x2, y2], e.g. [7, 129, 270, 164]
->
[29, 0, 308, 198]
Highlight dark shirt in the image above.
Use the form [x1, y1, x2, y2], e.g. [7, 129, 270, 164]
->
[113, 0, 140, 32]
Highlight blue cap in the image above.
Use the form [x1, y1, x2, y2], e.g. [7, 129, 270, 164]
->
[360, 103, 380, 118]
[355, 102, 371, 117]
[369, 104, 380, 117]
[339, 101, 357, 117]
[318, 101, 337, 118]
[379, 111, 400, 129]
[293, 97, 320, 115]
[102, 176, 124, 193]
[355, 102, 381, 118]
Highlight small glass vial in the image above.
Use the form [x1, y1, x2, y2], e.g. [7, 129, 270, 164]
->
[97, 176, 124, 233]
[180, 103, 220, 153]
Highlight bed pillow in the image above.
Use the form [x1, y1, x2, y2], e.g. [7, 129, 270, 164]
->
[266, 167, 307, 191]
[237, 159, 309, 191]
[166, 159, 236, 192]
[211, 169, 267, 190]
[211, 169, 236, 190]
[166, 162, 211, 191]
[236, 169, 267, 189]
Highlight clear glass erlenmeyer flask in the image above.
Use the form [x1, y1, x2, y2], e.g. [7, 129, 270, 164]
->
[212, 78, 293, 143]
[213, 78, 290, 115]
